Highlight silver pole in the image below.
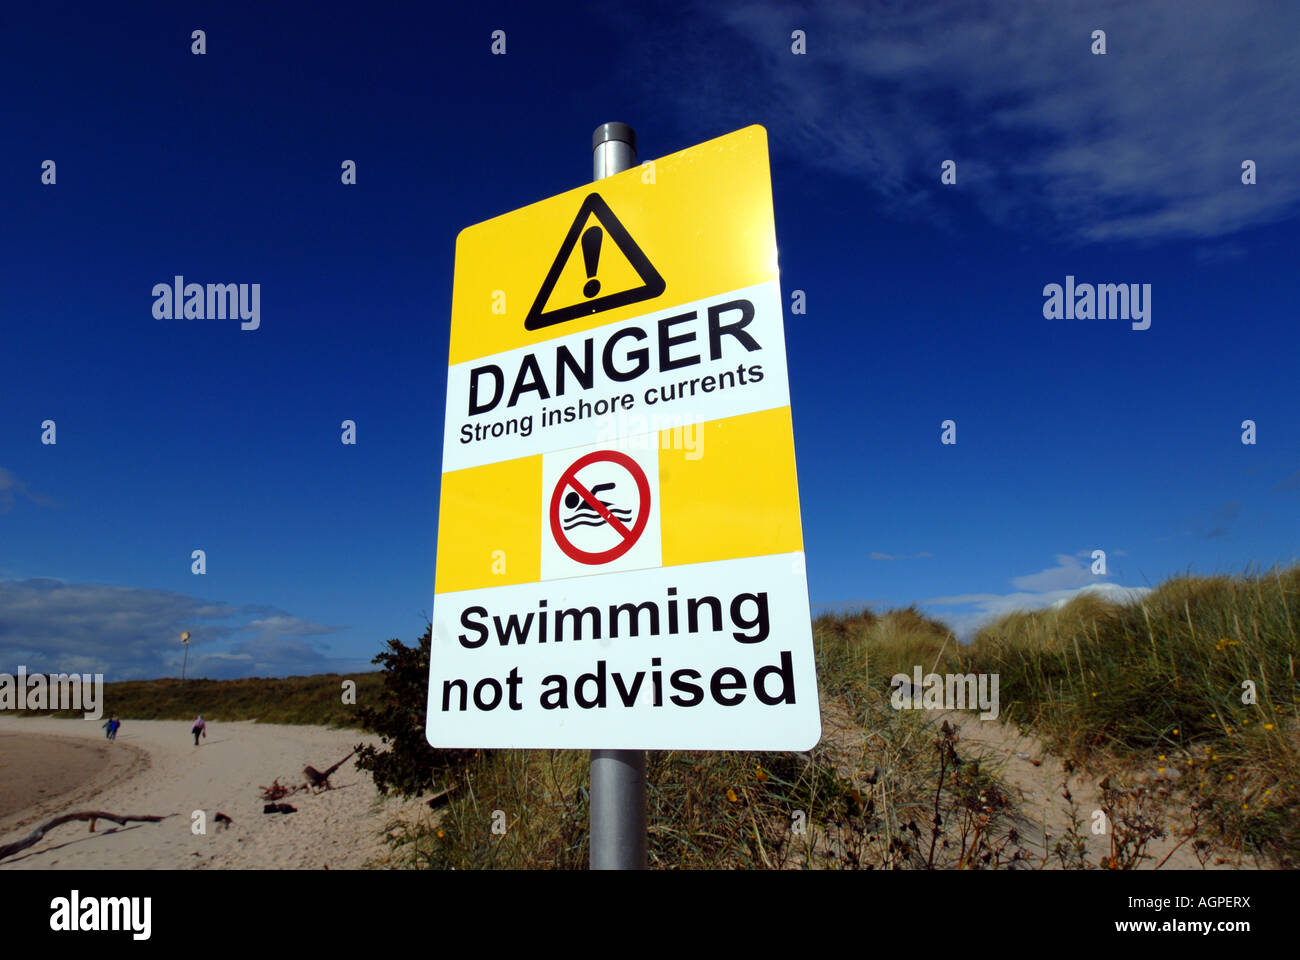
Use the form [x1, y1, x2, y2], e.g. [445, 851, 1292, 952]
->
[592, 121, 636, 181]
[589, 121, 647, 871]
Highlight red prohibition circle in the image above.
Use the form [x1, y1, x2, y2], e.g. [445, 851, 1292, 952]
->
[549, 450, 651, 565]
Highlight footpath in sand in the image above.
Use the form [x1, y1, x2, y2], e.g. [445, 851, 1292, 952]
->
[818, 702, 1256, 869]
[938, 710, 1257, 870]
[0, 717, 430, 870]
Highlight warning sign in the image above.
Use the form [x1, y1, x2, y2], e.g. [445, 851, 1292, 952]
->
[429, 126, 820, 751]
[525, 194, 665, 331]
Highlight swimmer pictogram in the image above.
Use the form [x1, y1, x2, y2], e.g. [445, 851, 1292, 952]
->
[548, 450, 650, 565]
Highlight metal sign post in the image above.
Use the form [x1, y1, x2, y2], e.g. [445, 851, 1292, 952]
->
[588, 122, 648, 871]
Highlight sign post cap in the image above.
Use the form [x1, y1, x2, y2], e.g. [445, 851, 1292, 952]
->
[592, 122, 636, 153]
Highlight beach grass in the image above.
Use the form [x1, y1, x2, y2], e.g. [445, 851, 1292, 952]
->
[960, 565, 1300, 864]
[381, 607, 1022, 870]
[15, 564, 1296, 866]
[11, 673, 384, 728]
[381, 568, 1300, 868]
[814, 604, 959, 707]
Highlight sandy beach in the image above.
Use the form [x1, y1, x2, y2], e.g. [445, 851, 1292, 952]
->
[0, 731, 128, 824]
[0, 717, 431, 870]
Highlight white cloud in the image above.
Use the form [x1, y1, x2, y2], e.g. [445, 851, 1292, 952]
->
[1009, 554, 1097, 592]
[618, 0, 1300, 242]
[244, 615, 337, 639]
[927, 551, 1150, 639]
[0, 578, 353, 680]
[929, 582, 1151, 641]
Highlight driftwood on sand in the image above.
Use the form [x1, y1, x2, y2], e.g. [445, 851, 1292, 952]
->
[0, 811, 166, 862]
[303, 748, 356, 793]
[258, 778, 303, 801]
[258, 748, 356, 803]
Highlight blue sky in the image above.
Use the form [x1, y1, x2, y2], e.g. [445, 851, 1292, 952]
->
[1, 0, 1297, 679]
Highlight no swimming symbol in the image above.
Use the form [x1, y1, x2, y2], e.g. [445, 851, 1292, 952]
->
[548, 450, 650, 564]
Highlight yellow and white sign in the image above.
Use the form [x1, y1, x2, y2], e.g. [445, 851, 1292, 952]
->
[427, 125, 820, 750]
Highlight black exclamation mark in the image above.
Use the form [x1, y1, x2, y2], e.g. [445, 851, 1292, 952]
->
[581, 225, 603, 298]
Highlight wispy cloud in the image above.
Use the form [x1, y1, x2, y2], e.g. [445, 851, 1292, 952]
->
[243, 615, 338, 640]
[619, 0, 1300, 242]
[927, 552, 1148, 639]
[0, 467, 57, 513]
[1194, 243, 1248, 265]
[1201, 499, 1243, 539]
[870, 551, 933, 561]
[1010, 553, 1098, 592]
[0, 578, 360, 680]
[1275, 470, 1300, 494]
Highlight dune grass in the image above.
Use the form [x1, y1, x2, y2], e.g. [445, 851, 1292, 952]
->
[11, 673, 383, 728]
[381, 605, 1026, 870]
[383, 571, 1300, 868]
[961, 565, 1300, 864]
[815, 604, 959, 705]
[18, 564, 1294, 865]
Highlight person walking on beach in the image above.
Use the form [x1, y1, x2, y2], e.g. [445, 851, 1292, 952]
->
[102, 717, 113, 740]
[191, 715, 207, 746]
[108, 716, 120, 741]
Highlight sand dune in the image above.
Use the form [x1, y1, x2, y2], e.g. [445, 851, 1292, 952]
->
[935, 710, 1256, 870]
[0, 717, 429, 870]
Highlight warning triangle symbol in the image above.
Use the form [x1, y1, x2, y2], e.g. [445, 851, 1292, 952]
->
[524, 193, 666, 331]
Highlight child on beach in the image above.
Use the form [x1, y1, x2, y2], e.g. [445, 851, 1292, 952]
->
[191, 715, 207, 746]
[108, 716, 120, 740]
